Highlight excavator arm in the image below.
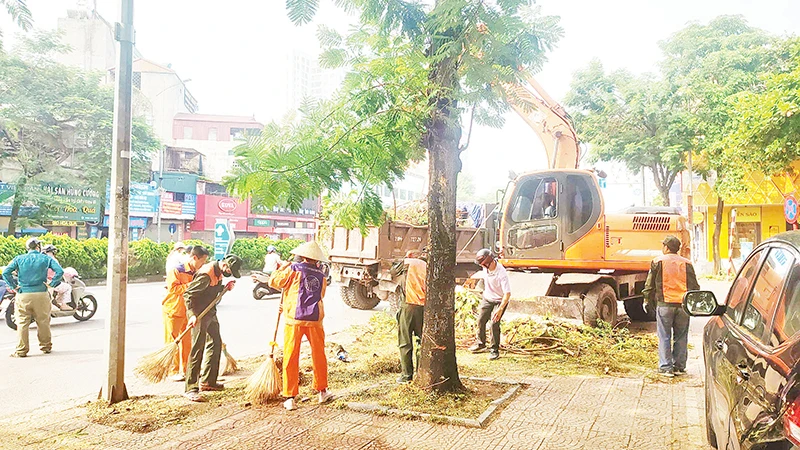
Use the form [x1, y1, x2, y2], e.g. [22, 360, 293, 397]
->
[504, 75, 581, 170]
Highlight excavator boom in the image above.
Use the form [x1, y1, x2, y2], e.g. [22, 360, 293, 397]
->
[505, 75, 581, 170]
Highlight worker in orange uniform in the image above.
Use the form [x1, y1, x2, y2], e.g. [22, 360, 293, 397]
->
[391, 250, 427, 383]
[162, 246, 210, 382]
[269, 241, 333, 411]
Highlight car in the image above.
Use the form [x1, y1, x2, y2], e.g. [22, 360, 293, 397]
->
[684, 231, 800, 450]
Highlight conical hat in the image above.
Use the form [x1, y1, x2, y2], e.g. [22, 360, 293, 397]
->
[290, 241, 328, 262]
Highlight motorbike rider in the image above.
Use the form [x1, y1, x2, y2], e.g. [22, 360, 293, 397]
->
[3, 238, 64, 358]
[262, 245, 283, 275]
[43, 245, 72, 311]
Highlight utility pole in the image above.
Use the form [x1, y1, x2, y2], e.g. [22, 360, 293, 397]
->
[102, 0, 134, 404]
[687, 150, 695, 260]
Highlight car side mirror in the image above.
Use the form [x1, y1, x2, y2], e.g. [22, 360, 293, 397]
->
[683, 290, 726, 316]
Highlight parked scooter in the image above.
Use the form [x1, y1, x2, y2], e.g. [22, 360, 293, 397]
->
[4, 268, 98, 330]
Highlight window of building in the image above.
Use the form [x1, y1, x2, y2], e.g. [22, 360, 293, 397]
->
[230, 128, 244, 140]
[208, 127, 217, 141]
[173, 192, 186, 202]
[132, 72, 142, 89]
[183, 127, 193, 139]
[741, 248, 792, 342]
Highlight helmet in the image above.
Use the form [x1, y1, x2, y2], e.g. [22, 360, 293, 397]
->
[267, 245, 277, 253]
[42, 244, 57, 255]
[26, 238, 41, 250]
[475, 248, 494, 266]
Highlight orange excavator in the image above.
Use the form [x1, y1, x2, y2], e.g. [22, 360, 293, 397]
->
[489, 75, 691, 324]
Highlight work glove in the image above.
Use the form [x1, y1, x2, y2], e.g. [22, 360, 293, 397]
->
[225, 280, 236, 291]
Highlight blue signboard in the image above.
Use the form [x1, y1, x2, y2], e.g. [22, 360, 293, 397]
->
[181, 193, 197, 216]
[102, 216, 150, 228]
[105, 181, 160, 216]
[213, 220, 235, 260]
[168, 223, 177, 235]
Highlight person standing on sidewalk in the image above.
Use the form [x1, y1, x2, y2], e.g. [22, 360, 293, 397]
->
[3, 238, 64, 358]
[269, 241, 333, 411]
[163, 246, 209, 382]
[643, 235, 700, 378]
[183, 254, 242, 402]
[390, 250, 427, 383]
[469, 248, 511, 361]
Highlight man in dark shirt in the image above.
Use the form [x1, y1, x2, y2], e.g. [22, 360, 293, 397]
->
[183, 254, 241, 402]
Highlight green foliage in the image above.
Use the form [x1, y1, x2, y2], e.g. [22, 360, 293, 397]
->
[565, 60, 692, 205]
[231, 237, 303, 271]
[0, 0, 33, 51]
[227, 0, 562, 231]
[0, 235, 302, 278]
[725, 37, 800, 176]
[0, 31, 159, 234]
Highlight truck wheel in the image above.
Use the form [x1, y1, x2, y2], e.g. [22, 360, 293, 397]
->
[340, 284, 381, 310]
[583, 284, 617, 327]
[386, 291, 401, 315]
[624, 298, 656, 322]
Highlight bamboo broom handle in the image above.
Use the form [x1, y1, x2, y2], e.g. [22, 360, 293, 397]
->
[173, 289, 227, 344]
[269, 291, 283, 359]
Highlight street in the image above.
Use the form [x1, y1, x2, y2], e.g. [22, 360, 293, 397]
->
[0, 278, 381, 420]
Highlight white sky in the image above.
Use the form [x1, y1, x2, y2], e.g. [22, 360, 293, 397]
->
[3, 0, 799, 198]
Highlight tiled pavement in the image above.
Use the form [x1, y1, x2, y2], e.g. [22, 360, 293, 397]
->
[0, 374, 710, 450]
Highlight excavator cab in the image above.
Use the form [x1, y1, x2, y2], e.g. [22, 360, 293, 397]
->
[501, 170, 603, 261]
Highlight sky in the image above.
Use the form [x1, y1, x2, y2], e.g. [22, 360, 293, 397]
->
[3, 0, 800, 202]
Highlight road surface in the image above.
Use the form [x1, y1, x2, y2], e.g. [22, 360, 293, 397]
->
[0, 278, 382, 420]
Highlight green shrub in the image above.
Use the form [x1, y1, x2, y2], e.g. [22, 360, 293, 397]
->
[0, 234, 305, 278]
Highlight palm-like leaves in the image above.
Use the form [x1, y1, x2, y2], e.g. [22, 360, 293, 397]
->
[0, 0, 33, 50]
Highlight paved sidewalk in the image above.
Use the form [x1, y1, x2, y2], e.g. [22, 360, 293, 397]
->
[0, 373, 709, 450]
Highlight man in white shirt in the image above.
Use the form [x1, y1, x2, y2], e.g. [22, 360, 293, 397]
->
[469, 248, 512, 360]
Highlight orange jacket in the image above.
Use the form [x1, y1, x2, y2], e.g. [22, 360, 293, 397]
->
[643, 253, 700, 305]
[162, 262, 196, 318]
[270, 261, 327, 327]
[392, 257, 427, 306]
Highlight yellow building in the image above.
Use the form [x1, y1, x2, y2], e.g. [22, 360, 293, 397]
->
[691, 165, 800, 263]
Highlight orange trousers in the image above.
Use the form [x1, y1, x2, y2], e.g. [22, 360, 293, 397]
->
[163, 313, 191, 375]
[282, 324, 328, 398]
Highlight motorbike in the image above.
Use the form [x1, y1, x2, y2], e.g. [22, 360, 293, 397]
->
[4, 269, 98, 330]
[251, 262, 332, 300]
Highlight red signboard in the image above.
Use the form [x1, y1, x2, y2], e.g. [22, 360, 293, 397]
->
[192, 195, 250, 232]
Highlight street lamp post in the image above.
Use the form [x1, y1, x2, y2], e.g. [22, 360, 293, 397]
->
[103, 0, 134, 404]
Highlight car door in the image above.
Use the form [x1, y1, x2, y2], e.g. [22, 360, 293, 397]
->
[723, 246, 794, 449]
[707, 249, 765, 448]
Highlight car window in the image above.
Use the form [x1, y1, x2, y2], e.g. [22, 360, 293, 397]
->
[725, 249, 763, 324]
[741, 248, 793, 343]
[769, 261, 800, 346]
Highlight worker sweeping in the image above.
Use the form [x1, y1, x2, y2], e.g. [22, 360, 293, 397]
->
[162, 246, 209, 382]
[269, 241, 333, 411]
[183, 254, 242, 402]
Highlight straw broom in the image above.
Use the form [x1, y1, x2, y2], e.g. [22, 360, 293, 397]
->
[245, 303, 283, 403]
[135, 290, 227, 383]
[221, 342, 238, 375]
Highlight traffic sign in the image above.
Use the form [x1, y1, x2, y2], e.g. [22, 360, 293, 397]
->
[168, 223, 177, 235]
[214, 220, 235, 260]
[785, 196, 798, 224]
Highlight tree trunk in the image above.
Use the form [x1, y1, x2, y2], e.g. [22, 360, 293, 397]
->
[712, 197, 724, 274]
[6, 177, 27, 237]
[417, 37, 463, 393]
[658, 185, 671, 207]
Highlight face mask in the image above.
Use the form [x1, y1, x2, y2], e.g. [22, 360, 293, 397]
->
[222, 270, 232, 277]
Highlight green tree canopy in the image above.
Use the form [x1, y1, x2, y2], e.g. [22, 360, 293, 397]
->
[0, 32, 159, 234]
[0, 0, 32, 51]
[228, 0, 562, 392]
[565, 60, 693, 205]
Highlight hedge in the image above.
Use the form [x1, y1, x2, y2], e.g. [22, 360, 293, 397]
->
[0, 234, 304, 279]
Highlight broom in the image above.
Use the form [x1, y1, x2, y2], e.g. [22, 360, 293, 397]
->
[135, 290, 227, 383]
[221, 342, 238, 375]
[245, 303, 283, 404]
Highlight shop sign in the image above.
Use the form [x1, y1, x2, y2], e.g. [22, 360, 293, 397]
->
[251, 218, 272, 227]
[218, 198, 238, 213]
[275, 220, 293, 228]
[107, 181, 159, 217]
[736, 207, 761, 223]
[49, 220, 80, 227]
